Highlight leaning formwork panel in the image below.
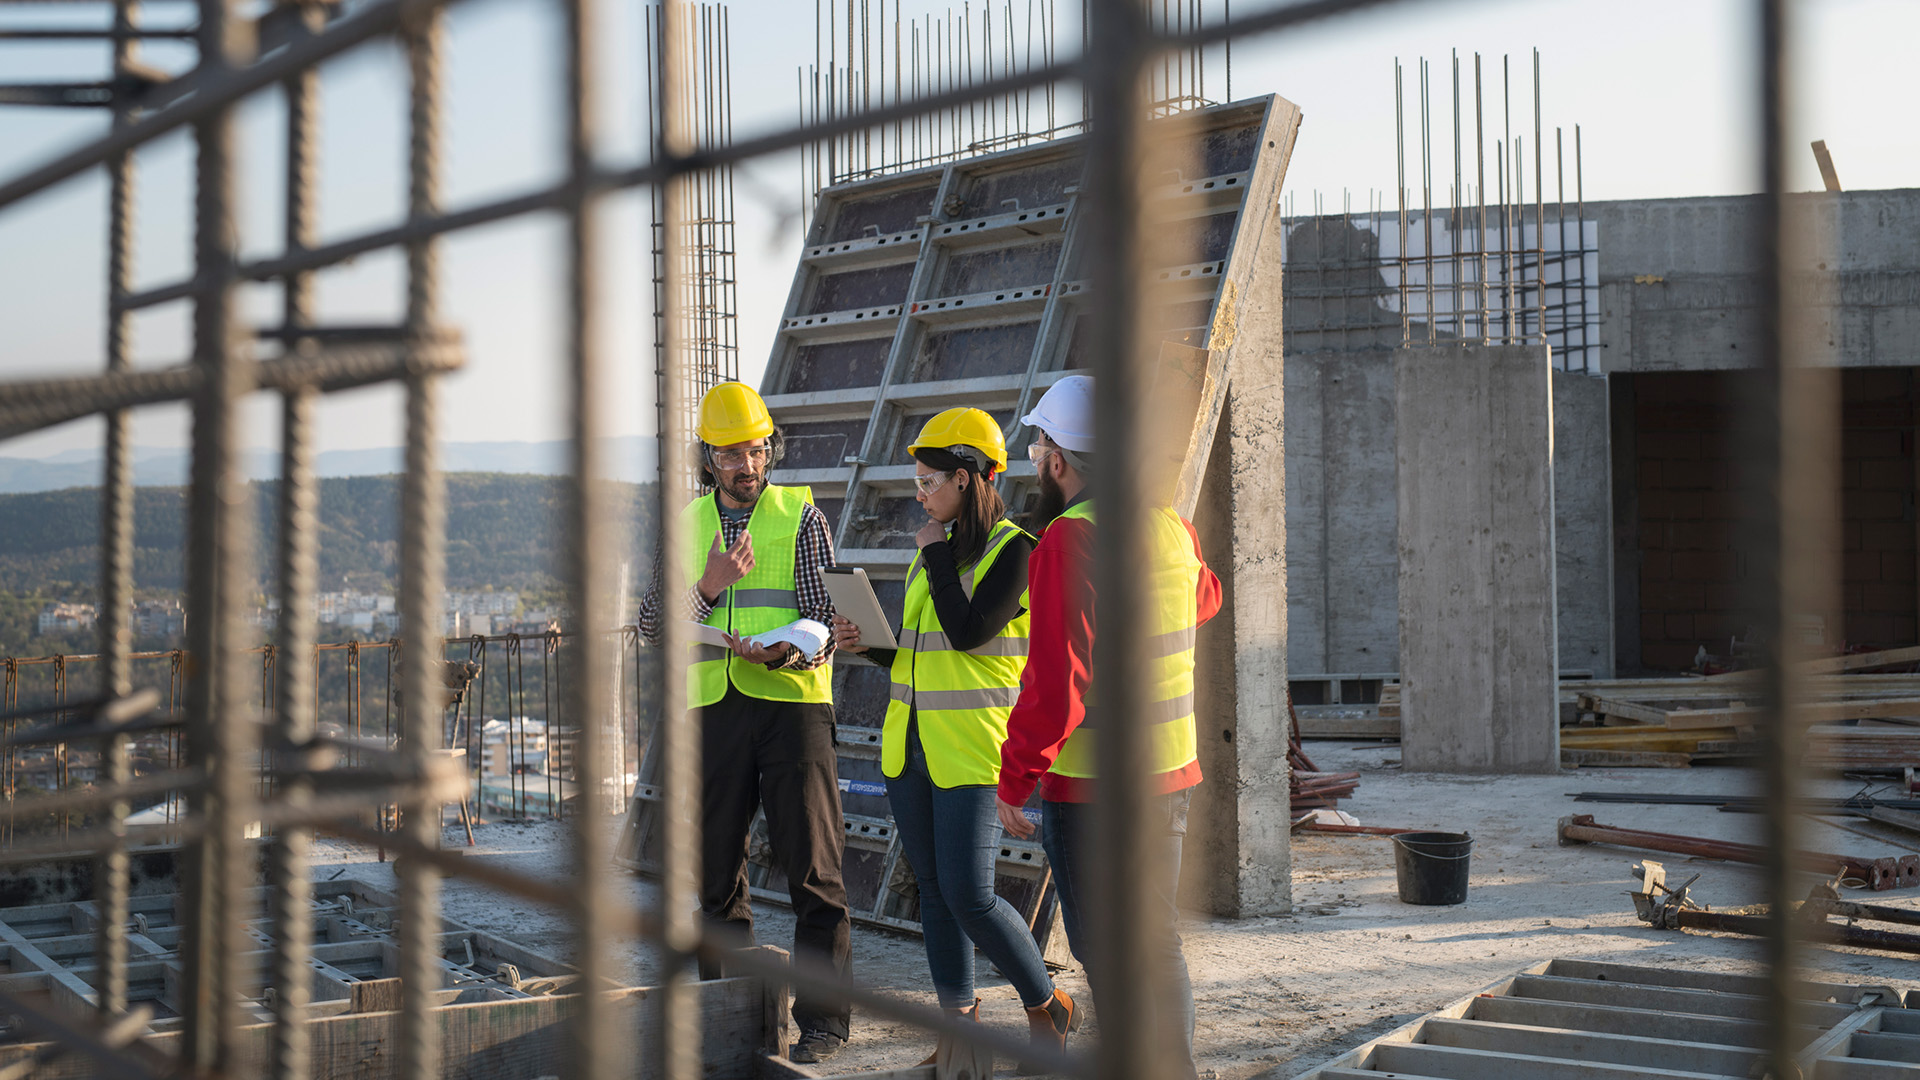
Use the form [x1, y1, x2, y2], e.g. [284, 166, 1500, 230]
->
[621, 95, 1302, 931]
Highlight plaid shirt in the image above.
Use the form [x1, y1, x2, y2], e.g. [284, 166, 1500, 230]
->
[638, 497, 837, 670]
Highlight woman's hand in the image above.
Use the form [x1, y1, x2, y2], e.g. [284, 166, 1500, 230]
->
[829, 614, 867, 654]
[996, 798, 1036, 839]
[915, 519, 947, 549]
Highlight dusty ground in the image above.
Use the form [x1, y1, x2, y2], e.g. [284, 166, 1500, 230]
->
[308, 743, 1920, 1078]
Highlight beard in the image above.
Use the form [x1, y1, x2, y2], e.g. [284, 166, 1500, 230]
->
[1031, 465, 1067, 530]
[718, 468, 765, 505]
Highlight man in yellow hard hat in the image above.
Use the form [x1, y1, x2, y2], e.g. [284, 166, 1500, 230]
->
[638, 381, 853, 1063]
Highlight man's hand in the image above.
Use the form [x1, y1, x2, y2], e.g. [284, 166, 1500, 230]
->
[725, 632, 794, 667]
[996, 797, 1036, 839]
[830, 615, 868, 654]
[698, 529, 754, 602]
[914, 519, 947, 549]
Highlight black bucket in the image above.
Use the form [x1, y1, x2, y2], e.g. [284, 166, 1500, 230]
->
[1391, 831, 1472, 905]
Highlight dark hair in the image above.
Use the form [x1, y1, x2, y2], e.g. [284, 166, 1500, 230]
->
[914, 447, 1006, 568]
[696, 427, 785, 490]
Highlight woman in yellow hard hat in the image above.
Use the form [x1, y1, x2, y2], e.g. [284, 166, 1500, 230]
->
[830, 407, 1077, 1069]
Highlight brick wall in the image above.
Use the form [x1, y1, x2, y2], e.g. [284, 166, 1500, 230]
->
[1630, 369, 1919, 672]
[1840, 368, 1918, 647]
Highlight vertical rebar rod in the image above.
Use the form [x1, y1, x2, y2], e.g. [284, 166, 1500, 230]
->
[94, 0, 141, 1023]
[269, 5, 325, 1077]
[1475, 52, 1487, 343]
[181, 0, 254, 1067]
[654, 1, 701, 1079]
[1083, 2, 1158, 1079]
[1532, 48, 1545, 349]
[1394, 58, 1407, 346]
[1501, 54, 1514, 342]
[563, 0, 616, 1052]
[1576, 124, 1588, 366]
[1451, 48, 1462, 342]
[396, 2, 448, 1077]
[1754, 1, 1814, 1075]
[1420, 57, 1434, 345]
[1555, 126, 1568, 368]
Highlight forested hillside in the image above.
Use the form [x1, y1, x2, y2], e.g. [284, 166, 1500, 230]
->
[0, 474, 657, 596]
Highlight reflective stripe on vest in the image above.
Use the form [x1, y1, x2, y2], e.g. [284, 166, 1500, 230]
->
[1047, 501, 1202, 780]
[680, 484, 835, 708]
[881, 518, 1034, 786]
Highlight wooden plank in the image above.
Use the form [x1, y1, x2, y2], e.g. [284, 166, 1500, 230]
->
[1577, 695, 1672, 725]
[1294, 712, 1400, 739]
[1561, 749, 1693, 768]
[761, 1055, 822, 1080]
[349, 978, 403, 1014]
[1422, 1017, 1764, 1076]
[1668, 700, 1920, 728]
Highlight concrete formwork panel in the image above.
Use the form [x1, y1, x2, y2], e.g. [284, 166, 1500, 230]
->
[744, 97, 1303, 919]
[1396, 345, 1559, 773]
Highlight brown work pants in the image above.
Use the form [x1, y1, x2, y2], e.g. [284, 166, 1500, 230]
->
[697, 683, 853, 1039]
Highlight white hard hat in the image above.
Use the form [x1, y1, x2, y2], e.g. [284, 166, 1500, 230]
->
[1020, 375, 1096, 452]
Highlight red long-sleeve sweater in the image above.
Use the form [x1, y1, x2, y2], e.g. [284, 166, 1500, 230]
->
[996, 498, 1223, 806]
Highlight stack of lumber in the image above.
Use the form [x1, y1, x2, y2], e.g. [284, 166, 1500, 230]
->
[1562, 646, 1920, 770]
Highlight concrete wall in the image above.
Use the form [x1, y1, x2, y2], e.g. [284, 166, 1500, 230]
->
[1595, 189, 1920, 374]
[1284, 351, 1614, 679]
[1283, 350, 1399, 675]
[1396, 345, 1560, 773]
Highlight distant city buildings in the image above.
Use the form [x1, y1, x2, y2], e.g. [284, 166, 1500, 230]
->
[132, 599, 185, 637]
[36, 602, 95, 635]
[34, 599, 185, 639]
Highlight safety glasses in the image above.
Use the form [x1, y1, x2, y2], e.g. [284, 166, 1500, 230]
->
[913, 470, 953, 495]
[711, 446, 772, 470]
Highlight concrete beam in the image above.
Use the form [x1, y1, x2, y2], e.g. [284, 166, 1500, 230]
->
[1397, 345, 1559, 773]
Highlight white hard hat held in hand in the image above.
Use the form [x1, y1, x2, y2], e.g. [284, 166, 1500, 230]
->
[1019, 374, 1096, 452]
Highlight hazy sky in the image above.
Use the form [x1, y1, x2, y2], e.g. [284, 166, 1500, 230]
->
[0, 0, 1912, 462]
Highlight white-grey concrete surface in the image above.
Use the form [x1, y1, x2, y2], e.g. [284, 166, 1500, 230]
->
[1187, 203, 1293, 918]
[1595, 188, 1920, 373]
[1552, 370, 1615, 678]
[1284, 351, 1614, 681]
[1283, 350, 1399, 677]
[1396, 345, 1559, 772]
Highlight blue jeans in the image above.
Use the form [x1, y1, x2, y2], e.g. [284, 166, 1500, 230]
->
[1042, 788, 1195, 1070]
[887, 736, 1055, 1010]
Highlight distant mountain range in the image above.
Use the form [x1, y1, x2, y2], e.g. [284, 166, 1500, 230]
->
[0, 438, 661, 494]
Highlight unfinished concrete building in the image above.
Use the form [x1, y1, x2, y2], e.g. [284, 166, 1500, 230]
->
[1284, 187, 1920, 696]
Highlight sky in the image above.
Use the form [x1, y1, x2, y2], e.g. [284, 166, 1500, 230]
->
[0, 0, 1913, 463]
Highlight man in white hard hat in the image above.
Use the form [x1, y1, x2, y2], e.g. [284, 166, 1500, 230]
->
[993, 374, 1222, 1080]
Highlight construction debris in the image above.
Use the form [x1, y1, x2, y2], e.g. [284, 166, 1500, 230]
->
[1558, 813, 1918, 891]
[1289, 719, 1360, 813]
[1632, 859, 1920, 957]
[1297, 956, 1915, 1079]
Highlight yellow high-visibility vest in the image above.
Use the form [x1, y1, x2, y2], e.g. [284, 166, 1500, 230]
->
[1048, 501, 1201, 780]
[881, 519, 1033, 786]
[680, 484, 834, 708]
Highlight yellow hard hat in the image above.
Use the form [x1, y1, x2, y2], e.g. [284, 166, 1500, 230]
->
[907, 407, 1008, 474]
[697, 382, 775, 446]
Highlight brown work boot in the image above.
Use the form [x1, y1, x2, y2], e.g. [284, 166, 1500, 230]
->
[1017, 988, 1078, 1075]
[917, 997, 981, 1066]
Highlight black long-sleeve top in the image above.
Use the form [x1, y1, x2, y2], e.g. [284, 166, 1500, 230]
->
[863, 532, 1035, 668]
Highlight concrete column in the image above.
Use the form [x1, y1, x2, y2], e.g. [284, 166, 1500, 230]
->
[1396, 345, 1559, 773]
[1187, 365, 1290, 917]
[1553, 370, 1615, 678]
